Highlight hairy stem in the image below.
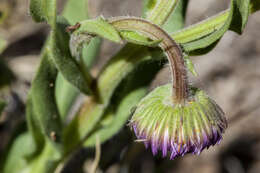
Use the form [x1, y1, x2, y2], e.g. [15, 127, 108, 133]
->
[109, 17, 188, 103]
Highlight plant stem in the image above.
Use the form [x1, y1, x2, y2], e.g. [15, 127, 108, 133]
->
[109, 17, 188, 104]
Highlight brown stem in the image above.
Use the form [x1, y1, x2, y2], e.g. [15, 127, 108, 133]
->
[109, 17, 188, 104]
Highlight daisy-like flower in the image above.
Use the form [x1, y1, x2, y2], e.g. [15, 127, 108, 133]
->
[130, 84, 227, 159]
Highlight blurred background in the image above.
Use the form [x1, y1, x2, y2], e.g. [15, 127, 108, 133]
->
[0, 0, 260, 173]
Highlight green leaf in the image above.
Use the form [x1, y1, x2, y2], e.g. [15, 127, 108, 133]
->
[142, 0, 155, 17]
[51, 17, 94, 95]
[63, 98, 104, 153]
[229, 0, 250, 34]
[30, 0, 56, 26]
[226, 0, 253, 31]
[171, 11, 228, 44]
[73, 17, 121, 43]
[28, 142, 61, 173]
[55, 37, 101, 119]
[31, 50, 62, 149]
[119, 30, 162, 46]
[97, 44, 153, 103]
[1, 130, 60, 173]
[81, 37, 101, 66]
[30, 0, 94, 95]
[2, 132, 33, 173]
[3, 135, 60, 173]
[172, 0, 251, 54]
[67, 17, 121, 96]
[163, 0, 189, 32]
[62, 0, 88, 24]
[56, 0, 101, 119]
[25, 95, 45, 157]
[55, 74, 79, 120]
[143, 0, 179, 26]
[169, 0, 260, 54]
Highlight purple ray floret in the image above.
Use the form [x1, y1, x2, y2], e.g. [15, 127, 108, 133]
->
[129, 85, 227, 160]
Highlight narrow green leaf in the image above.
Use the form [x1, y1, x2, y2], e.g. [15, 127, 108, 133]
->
[28, 142, 61, 173]
[229, 0, 250, 34]
[163, 0, 189, 32]
[67, 17, 121, 96]
[144, 0, 179, 26]
[51, 17, 94, 95]
[97, 44, 153, 103]
[2, 132, 33, 173]
[74, 17, 121, 43]
[119, 30, 162, 47]
[30, 0, 56, 26]
[170, 0, 259, 53]
[25, 95, 45, 157]
[62, 0, 88, 24]
[181, 4, 234, 53]
[171, 11, 228, 44]
[30, 0, 94, 95]
[28, 0, 100, 157]
[31, 50, 62, 149]
[55, 37, 101, 119]
[63, 98, 104, 153]
[55, 74, 79, 119]
[1, 131, 60, 173]
[81, 37, 101, 67]
[142, 0, 155, 17]
[56, 0, 101, 119]
[171, 0, 251, 54]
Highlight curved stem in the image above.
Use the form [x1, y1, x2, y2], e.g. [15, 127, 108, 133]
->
[109, 17, 188, 104]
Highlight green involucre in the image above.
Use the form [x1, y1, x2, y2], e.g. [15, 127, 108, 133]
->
[130, 84, 227, 153]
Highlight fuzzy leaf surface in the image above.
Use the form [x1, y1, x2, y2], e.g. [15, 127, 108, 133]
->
[56, 0, 101, 119]
[30, 50, 62, 148]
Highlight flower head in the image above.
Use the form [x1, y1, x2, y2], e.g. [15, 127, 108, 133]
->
[130, 84, 227, 159]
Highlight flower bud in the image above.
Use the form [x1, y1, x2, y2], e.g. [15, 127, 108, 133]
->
[129, 84, 227, 159]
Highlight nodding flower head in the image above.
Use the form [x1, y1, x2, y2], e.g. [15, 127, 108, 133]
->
[129, 84, 227, 160]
